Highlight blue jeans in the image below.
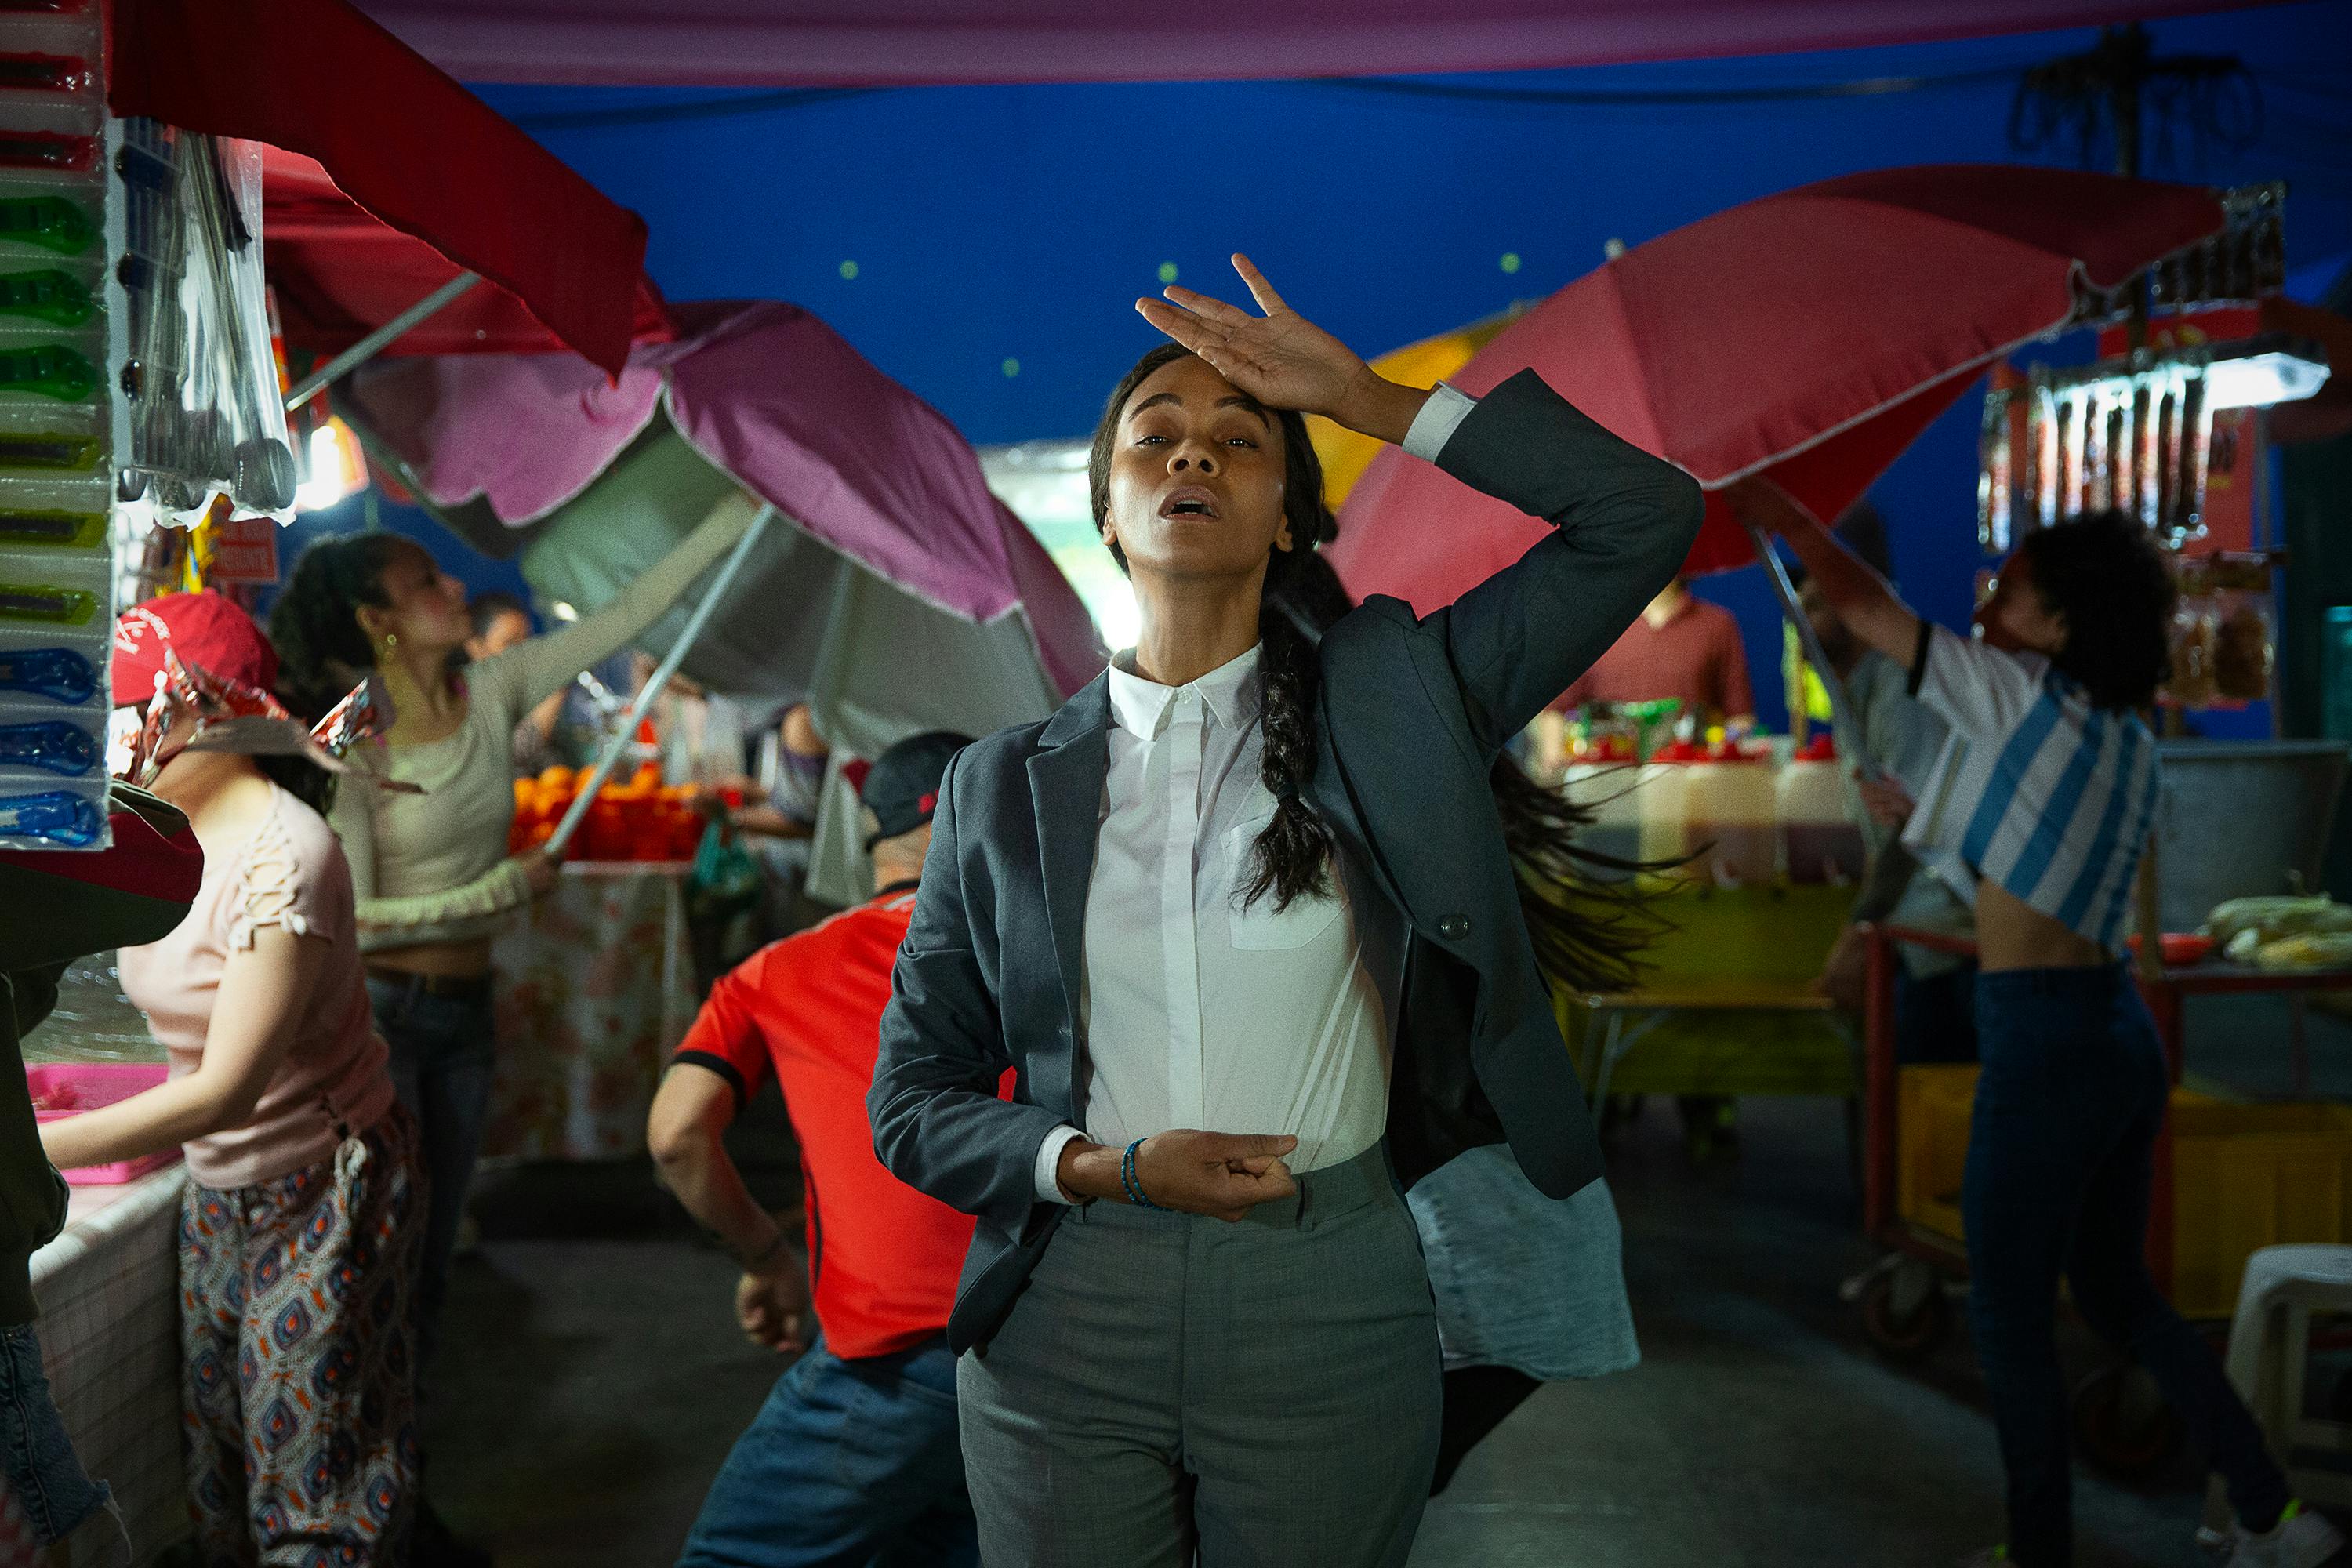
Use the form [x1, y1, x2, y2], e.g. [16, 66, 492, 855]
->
[1964, 964, 2288, 1566]
[678, 1334, 975, 1568]
[0, 1323, 107, 1546]
[368, 977, 495, 1378]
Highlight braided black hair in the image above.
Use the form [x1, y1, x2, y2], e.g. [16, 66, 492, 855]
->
[1089, 343, 1337, 912]
[267, 533, 416, 722]
[1270, 550, 1670, 996]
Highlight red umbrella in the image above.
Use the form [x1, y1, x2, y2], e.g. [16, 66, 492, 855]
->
[260, 148, 673, 366]
[1327, 165, 2228, 606]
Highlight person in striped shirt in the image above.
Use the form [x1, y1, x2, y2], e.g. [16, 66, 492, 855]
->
[1732, 481, 2340, 1568]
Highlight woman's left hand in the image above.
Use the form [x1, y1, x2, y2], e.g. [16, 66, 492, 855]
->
[1138, 254, 1421, 440]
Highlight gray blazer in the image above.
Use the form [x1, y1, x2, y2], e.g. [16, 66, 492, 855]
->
[870, 370, 1704, 1352]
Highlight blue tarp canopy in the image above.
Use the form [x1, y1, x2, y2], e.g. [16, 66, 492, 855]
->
[312, 2, 2352, 732]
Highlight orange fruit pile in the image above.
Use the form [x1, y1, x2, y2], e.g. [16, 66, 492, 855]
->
[510, 762, 705, 862]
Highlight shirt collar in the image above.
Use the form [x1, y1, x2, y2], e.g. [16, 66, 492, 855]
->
[1105, 644, 1262, 738]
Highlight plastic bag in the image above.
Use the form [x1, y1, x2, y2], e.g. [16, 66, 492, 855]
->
[116, 122, 293, 526]
[687, 819, 761, 918]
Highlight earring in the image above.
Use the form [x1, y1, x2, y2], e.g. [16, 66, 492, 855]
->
[381, 632, 397, 656]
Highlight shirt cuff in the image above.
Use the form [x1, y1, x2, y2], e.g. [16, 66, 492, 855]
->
[1400, 382, 1479, 463]
[1033, 1123, 1087, 1203]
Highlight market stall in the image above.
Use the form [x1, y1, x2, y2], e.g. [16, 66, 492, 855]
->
[1857, 920, 2352, 1395]
[1330, 164, 2245, 1123]
[2, 5, 677, 1559]
[341, 299, 1102, 1158]
[485, 859, 695, 1160]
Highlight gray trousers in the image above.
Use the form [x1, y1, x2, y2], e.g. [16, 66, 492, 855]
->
[956, 1143, 1441, 1567]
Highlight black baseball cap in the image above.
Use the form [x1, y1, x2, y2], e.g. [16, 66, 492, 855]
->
[861, 731, 973, 848]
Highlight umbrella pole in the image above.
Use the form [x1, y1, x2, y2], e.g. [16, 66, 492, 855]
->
[544, 504, 777, 858]
[1741, 519, 1882, 782]
[284, 272, 482, 413]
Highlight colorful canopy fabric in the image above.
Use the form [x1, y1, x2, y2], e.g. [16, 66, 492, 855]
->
[111, 0, 659, 374]
[260, 148, 671, 366]
[354, 0, 2250, 86]
[1328, 164, 2227, 606]
[344, 300, 1105, 699]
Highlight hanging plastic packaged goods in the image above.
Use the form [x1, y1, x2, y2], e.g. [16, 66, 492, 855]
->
[114, 118, 292, 526]
[0, 0, 118, 850]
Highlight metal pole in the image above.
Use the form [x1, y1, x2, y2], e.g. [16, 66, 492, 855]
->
[283, 271, 481, 412]
[1742, 518, 1882, 781]
[545, 505, 776, 858]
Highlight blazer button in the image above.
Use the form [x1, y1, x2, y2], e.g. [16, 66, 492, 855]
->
[1438, 913, 1472, 942]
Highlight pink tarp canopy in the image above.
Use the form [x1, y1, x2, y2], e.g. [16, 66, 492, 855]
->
[355, 0, 2274, 85]
[347, 300, 1101, 696]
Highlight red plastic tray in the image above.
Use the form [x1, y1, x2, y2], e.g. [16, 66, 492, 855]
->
[26, 1061, 182, 1185]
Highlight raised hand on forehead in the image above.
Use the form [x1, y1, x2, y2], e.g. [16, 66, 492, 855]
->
[1135, 253, 1371, 421]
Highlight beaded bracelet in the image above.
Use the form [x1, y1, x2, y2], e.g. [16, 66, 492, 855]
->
[1120, 1138, 1165, 1210]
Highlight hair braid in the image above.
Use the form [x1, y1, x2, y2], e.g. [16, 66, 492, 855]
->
[1244, 552, 1337, 910]
[1269, 550, 1674, 995]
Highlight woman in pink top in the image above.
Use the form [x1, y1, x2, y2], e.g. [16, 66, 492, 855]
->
[39, 593, 421, 1568]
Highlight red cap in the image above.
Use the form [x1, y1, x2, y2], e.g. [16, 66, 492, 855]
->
[111, 592, 279, 710]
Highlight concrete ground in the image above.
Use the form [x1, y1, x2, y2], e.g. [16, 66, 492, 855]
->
[426, 996, 2351, 1567]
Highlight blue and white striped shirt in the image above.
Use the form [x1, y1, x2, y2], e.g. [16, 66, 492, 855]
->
[1902, 625, 2161, 949]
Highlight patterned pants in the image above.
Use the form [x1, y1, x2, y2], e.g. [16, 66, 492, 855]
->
[179, 1108, 425, 1568]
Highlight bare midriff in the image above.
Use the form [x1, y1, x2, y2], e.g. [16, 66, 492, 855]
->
[365, 936, 495, 980]
[1973, 880, 2114, 974]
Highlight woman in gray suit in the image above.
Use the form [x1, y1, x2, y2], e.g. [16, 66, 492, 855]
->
[870, 255, 1702, 1566]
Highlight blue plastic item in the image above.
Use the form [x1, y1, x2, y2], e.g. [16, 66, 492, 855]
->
[0, 719, 95, 775]
[0, 788, 100, 844]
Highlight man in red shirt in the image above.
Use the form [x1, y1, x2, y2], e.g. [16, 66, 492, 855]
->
[1555, 577, 1756, 729]
[651, 731, 978, 1568]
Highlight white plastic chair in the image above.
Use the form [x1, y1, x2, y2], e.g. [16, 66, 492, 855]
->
[2205, 1244, 2352, 1534]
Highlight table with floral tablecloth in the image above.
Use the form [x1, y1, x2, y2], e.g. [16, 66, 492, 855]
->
[487, 861, 695, 1160]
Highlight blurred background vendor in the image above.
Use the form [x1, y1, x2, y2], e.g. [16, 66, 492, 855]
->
[1541, 575, 1756, 1160]
[1534, 575, 1758, 777]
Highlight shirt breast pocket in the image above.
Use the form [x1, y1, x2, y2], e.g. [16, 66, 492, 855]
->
[1222, 814, 1344, 952]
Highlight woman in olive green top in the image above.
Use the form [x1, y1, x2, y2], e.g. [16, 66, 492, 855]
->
[269, 493, 757, 1375]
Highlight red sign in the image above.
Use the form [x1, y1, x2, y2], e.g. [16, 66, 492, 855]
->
[208, 514, 281, 584]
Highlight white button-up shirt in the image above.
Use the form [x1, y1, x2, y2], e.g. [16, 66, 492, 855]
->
[1033, 645, 1389, 1200]
[1030, 385, 1479, 1203]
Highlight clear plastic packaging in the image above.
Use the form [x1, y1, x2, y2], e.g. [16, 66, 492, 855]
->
[114, 122, 292, 525]
[2166, 555, 2276, 707]
[0, 0, 109, 851]
[0, 695, 98, 776]
[0, 629, 101, 704]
